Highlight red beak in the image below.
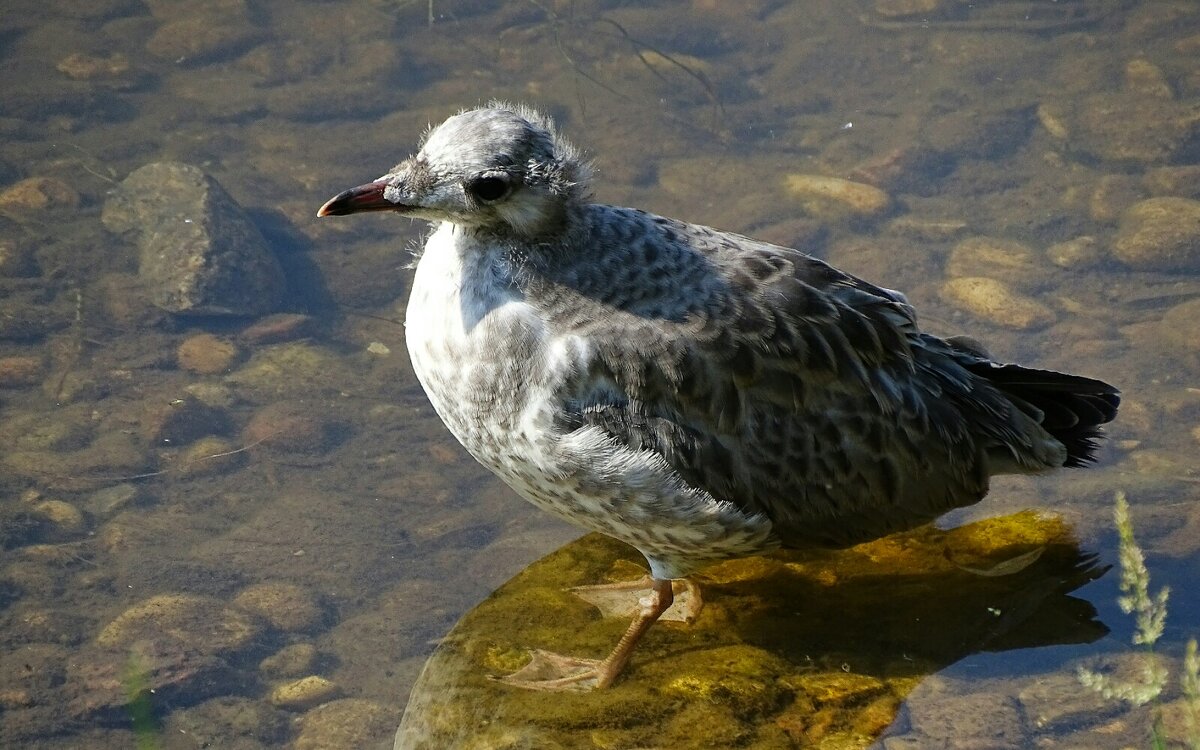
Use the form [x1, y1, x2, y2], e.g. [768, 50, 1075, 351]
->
[316, 180, 403, 217]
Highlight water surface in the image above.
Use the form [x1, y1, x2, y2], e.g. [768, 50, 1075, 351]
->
[1, 1, 1198, 748]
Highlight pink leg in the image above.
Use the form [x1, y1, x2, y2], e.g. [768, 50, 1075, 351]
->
[497, 577, 686, 691]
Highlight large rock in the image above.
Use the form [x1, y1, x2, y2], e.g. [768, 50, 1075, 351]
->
[945, 236, 1049, 291]
[102, 162, 285, 316]
[394, 513, 1105, 749]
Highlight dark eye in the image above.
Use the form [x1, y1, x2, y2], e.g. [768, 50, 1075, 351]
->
[467, 176, 510, 203]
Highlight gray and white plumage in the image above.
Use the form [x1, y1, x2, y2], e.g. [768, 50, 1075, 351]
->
[318, 103, 1119, 684]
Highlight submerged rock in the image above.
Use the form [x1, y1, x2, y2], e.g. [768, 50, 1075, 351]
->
[296, 698, 393, 750]
[2, 440, 152, 494]
[177, 333, 240, 374]
[242, 401, 335, 456]
[0, 291, 71, 341]
[102, 162, 285, 316]
[0, 177, 80, 213]
[1047, 236, 1104, 270]
[68, 593, 268, 718]
[233, 582, 326, 633]
[67, 638, 238, 720]
[144, 0, 263, 65]
[1123, 58, 1174, 100]
[137, 393, 231, 446]
[1039, 93, 1200, 166]
[1160, 298, 1200, 353]
[56, 51, 134, 82]
[0, 234, 39, 277]
[260, 643, 319, 679]
[1089, 174, 1148, 224]
[1112, 197, 1200, 273]
[395, 512, 1106, 749]
[0, 355, 43, 387]
[97, 593, 264, 652]
[86, 483, 143, 517]
[226, 342, 353, 398]
[1144, 165, 1200, 200]
[945, 236, 1048, 291]
[240, 312, 315, 344]
[270, 675, 342, 711]
[164, 696, 289, 748]
[177, 435, 243, 477]
[1017, 659, 1126, 732]
[940, 276, 1057, 330]
[784, 174, 892, 218]
[872, 0, 943, 20]
[899, 678, 1029, 748]
[28, 499, 88, 540]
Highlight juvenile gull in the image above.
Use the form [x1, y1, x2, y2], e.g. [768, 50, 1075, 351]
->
[317, 103, 1120, 691]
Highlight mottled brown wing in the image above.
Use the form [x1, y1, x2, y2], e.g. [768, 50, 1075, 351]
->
[546, 207, 1034, 548]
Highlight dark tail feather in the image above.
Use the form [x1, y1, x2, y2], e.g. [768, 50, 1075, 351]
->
[965, 362, 1120, 467]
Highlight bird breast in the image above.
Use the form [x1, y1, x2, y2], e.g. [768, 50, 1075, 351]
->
[402, 222, 777, 571]
[404, 222, 573, 472]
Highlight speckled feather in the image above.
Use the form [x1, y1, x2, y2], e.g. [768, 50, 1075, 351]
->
[521, 205, 1112, 550]
[341, 104, 1119, 579]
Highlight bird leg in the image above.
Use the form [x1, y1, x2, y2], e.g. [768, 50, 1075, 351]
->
[497, 577, 692, 691]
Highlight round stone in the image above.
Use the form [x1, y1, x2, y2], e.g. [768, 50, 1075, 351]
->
[940, 277, 1056, 330]
[178, 333, 240, 374]
[97, 594, 264, 653]
[233, 582, 325, 632]
[269, 675, 342, 711]
[1113, 197, 1200, 273]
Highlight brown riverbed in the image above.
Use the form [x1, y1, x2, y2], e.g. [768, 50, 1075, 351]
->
[1, 1, 1198, 748]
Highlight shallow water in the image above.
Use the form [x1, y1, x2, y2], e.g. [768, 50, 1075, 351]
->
[0, 1, 1198, 748]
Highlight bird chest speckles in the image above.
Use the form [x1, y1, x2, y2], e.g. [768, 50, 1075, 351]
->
[404, 224, 561, 464]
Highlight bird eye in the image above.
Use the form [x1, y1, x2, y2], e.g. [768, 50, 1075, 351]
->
[467, 176, 510, 203]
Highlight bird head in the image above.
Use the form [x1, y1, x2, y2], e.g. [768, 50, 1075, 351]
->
[317, 103, 591, 239]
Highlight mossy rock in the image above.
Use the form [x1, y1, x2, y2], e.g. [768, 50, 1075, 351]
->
[396, 511, 1107, 749]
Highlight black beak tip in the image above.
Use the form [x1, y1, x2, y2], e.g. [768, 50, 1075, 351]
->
[315, 181, 395, 218]
[316, 196, 347, 217]
[316, 189, 359, 217]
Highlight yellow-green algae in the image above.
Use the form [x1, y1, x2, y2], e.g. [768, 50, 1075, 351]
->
[396, 511, 1106, 749]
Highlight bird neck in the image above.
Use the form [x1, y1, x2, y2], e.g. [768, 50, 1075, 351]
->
[464, 199, 590, 254]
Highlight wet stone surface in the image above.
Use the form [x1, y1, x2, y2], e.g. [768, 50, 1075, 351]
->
[396, 512, 1107, 749]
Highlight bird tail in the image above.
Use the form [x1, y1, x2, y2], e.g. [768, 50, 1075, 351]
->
[965, 361, 1121, 467]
